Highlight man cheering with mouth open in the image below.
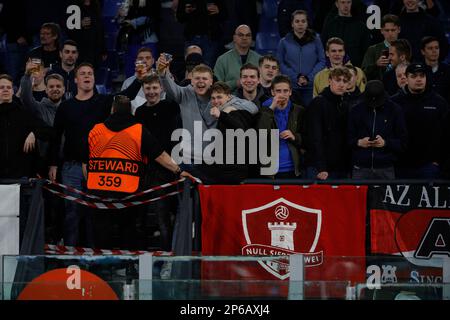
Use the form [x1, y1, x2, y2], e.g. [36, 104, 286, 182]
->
[157, 54, 258, 183]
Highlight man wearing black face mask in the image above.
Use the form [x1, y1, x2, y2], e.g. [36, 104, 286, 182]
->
[348, 80, 407, 179]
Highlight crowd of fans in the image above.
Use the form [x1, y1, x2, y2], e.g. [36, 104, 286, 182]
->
[1, 0, 450, 250]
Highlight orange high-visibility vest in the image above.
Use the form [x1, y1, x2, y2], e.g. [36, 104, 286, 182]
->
[87, 123, 147, 193]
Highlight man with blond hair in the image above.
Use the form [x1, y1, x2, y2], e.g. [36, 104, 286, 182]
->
[313, 37, 366, 97]
[306, 67, 353, 180]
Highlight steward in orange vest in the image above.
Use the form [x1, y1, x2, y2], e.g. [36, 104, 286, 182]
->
[81, 96, 190, 250]
[83, 95, 190, 196]
[87, 122, 147, 194]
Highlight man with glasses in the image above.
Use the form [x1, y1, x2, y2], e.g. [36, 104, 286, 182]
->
[214, 25, 261, 92]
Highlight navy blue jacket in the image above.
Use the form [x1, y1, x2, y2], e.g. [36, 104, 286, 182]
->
[391, 87, 449, 167]
[348, 98, 407, 169]
[425, 63, 450, 105]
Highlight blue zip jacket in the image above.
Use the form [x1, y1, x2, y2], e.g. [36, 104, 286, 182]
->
[276, 31, 326, 90]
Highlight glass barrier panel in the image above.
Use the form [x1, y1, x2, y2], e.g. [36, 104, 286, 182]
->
[355, 283, 448, 300]
[2, 255, 138, 300]
[132, 280, 350, 300]
[140, 255, 350, 300]
[3, 254, 449, 300]
[2, 281, 127, 300]
[303, 255, 446, 285]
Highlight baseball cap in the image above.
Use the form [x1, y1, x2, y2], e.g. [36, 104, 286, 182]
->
[405, 63, 426, 75]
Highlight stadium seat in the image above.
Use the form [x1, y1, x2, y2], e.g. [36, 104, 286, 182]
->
[255, 32, 280, 55]
[258, 16, 279, 34]
[445, 32, 450, 64]
[103, 16, 119, 34]
[361, 0, 374, 5]
[96, 67, 112, 93]
[96, 84, 108, 95]
[0, 34, 7, 59]
[105, 49, 120, 73]
[102, 0, 121, 17]
[105, 31, 119, 52]
[262, 0, 279, 20]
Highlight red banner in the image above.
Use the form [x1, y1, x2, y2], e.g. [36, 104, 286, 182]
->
[369, 184, 450, 286]
[199, 184, 368, 297]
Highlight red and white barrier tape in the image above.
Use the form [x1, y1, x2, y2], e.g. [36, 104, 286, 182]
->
[45, 177, 187, 202]
[44, 187, 183, 209]
[44, 244, 173, 256]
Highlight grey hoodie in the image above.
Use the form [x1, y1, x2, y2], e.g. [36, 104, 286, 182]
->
[220, 95, 259, 114]
[160, 73, 258, 163]
[20, 74, 62, 126]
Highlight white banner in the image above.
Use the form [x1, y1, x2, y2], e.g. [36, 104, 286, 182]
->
[0, 217, 19, 255]
[0, 184, 20, 256]
[0, 184, 20, 217]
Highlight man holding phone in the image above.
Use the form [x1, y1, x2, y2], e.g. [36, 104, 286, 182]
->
[348, 80, 407, 179]
[362, 14, 401, 81]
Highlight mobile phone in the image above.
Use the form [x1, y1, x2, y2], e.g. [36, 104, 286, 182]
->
[163, 53, 173, 61]
[381, 49, 389, 58]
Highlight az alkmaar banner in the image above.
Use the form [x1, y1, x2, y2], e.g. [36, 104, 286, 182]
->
[369, 184, 450, 286]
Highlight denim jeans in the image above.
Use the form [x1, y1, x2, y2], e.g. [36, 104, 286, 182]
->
[61, 162, 93, 247]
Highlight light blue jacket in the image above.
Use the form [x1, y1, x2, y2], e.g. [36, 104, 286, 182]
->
[276, 32, 326, 90]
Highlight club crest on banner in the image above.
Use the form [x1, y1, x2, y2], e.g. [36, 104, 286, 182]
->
[393, 211, 450, 267]
[242, 198, 323, 280]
